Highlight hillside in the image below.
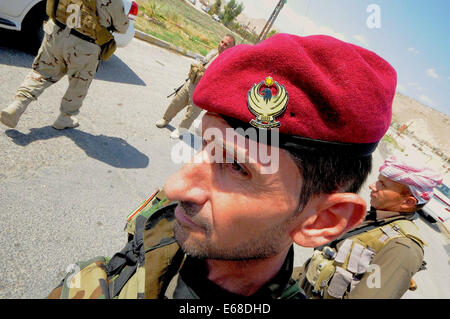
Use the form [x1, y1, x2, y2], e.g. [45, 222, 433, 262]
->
[391, 92, 450, 157]
[235, 12, 268, 34]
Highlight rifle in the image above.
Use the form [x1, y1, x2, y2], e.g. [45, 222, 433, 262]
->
[167, 78, 189, 98]
[166, 54, 213, 98]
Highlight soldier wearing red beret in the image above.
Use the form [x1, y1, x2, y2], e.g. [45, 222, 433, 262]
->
[48, 33, 397, 299]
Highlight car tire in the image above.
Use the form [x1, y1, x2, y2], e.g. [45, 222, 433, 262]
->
[22, 2, 47, 54]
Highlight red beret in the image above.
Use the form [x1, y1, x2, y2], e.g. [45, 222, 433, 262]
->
[193, 33, 397, 154]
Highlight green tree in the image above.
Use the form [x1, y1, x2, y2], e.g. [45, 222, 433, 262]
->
[267, 29, 277, 38]
[209, 0, 222, 15]
[222, 0, 244, 26]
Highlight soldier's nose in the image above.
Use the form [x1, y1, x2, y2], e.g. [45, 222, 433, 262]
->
[164, 161, 210, 206]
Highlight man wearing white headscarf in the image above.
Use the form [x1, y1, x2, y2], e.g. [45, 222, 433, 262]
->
[299, 156, 443, 299]
[371, 156, 443, 210]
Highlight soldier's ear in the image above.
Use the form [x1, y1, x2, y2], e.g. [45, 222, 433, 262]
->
[290, 193, 366, 247]
[401, 195, 418, 210]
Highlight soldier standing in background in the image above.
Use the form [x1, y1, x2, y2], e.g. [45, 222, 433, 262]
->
[0, 0, 129, 130]
[298, 156, 442, 299]
[155, 34, 235, 139]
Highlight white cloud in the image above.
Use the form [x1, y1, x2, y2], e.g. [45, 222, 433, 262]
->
[241, 0, 348, 42]
[241, 0, 279, 20]
[408, 47, 419, 54]
[426, 68, 439, 79]
[407, 82, 425, 92]
[275, 5, 347, 41]
[397, 84, 406, 92]
[352, 34, 370, 48]
[418, 94, 435, 106]
[407, 82, 426, 92]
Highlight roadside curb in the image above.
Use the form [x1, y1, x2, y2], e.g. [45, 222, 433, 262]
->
[134, 30, 204, 61]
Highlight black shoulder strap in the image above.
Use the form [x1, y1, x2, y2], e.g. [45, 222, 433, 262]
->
[104, 214, 146, 298]
[104, 203, 179, 298]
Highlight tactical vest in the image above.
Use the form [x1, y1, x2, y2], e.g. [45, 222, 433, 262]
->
[188, 52, 218, 85]
[46, 0, 116, 60]
[51, 189, 305, 299]
[304, 217, 425, 299]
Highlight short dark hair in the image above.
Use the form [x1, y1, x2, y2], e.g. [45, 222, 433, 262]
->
[220, 114, 373, 212]
[288, 149, 372, 212]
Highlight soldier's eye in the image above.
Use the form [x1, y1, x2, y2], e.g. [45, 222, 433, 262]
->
[223, 161, 249, 177]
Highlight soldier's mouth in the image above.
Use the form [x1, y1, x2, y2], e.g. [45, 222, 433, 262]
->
[175, 204, 203, 231]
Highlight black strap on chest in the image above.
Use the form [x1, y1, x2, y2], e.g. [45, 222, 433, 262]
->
[53, 18, 97, 43]
[103, 222, 145, 298]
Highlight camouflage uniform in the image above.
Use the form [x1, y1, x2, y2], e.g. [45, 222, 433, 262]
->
[0, 0, 129, 129]
[297, 210, 425, 299]
[48, 190, 306, 299]
[161, 50, 219, 131]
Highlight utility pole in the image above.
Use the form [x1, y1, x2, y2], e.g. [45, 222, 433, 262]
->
[257, 0, 287, 43]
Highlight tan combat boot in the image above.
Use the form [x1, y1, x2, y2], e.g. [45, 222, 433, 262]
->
[52, 113, 79, 130]
[155, 118, 170, 128]
[0, 100, 29, 128]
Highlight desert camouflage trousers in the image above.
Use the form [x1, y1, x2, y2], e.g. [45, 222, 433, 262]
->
[162, 79, 203, 130]
[15, 19, 100, 115]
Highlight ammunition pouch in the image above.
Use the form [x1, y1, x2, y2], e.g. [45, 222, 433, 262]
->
[305, 219, 425, 299]
[99, 39, 117, 61]
[188, 63, 206, 85]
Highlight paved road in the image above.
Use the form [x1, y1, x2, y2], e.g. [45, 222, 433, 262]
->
[0, 33, 448, 299]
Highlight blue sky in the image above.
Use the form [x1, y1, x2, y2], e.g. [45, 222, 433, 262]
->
[239, 0, 450, 116]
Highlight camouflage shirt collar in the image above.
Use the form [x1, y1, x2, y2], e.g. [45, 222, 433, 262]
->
[175, 246, 295, 299]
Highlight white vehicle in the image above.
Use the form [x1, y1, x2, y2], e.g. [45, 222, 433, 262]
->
[113, 0, 138, 47]
[420, 183, 450, 225]
[212, 13, 220, 22]
[0, 0, 46, 50]
[0, 0, 137, 50]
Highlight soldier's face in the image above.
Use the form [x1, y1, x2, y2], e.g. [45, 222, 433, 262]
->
[369, 175, 414, 211]
[218, 36, 234, 54]
[164, 112, 302, 260]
